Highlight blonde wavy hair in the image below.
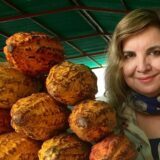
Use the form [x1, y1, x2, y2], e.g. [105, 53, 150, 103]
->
[105, 9, 160, 110]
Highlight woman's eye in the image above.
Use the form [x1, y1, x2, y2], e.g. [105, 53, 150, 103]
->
[123, 52, 135, 59]
[149, 50, 160, 56]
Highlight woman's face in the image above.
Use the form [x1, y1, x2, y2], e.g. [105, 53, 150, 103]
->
[122, 26, 160, 97]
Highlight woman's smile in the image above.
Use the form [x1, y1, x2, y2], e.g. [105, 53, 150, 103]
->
[136, 75, 156, 83]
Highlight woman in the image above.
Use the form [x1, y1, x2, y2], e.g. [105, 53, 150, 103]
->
[105, 9, 160, 160]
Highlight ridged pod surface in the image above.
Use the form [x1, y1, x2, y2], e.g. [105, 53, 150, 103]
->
[3, 32, 64, 76]
[11, 92, 70, 140]
[46, 61, 97, 105]
[38, 133, 91, 160]
[0, 63, 40, 109]
[69, 99, 117, 142]
[89, 134, 138, 160]
[0, 108, 13, 134]
[0, 132, 40, 160]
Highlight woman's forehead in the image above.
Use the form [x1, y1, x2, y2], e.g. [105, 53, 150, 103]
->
[122, 26, 160, 51]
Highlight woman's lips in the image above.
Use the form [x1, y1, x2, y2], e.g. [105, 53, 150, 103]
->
[137, 75, 155, 83]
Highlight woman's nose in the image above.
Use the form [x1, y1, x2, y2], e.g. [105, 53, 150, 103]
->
[136, 57, 151, 73]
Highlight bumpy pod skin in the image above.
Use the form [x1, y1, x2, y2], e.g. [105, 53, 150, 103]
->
[89, 134, 138, 160]
[0, 132, 40, 160]
[0, 63, 40, 109]
[11, 92, 70, 140]
[46, 61, 97, 105]
[69, 99, 117, 142]
[3, 32, 64, 76]
[0, 108, 13, 134]
[38, 133, 91, 160]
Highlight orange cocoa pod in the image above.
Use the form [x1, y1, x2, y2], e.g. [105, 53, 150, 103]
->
[3, 32, 64, 76]
[89, 134, 138, 160]
[0, 108, 13, 134]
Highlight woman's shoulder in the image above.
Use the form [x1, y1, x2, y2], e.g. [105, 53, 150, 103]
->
[120, 104, 136, 120]
[117, 105, 153, 160]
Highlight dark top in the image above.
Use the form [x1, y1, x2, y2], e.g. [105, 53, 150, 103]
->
[149, 138, 160, 160]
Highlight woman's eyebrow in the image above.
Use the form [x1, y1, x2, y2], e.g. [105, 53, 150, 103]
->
[122, 51, 135, 55]
[146, 45, 160, 52]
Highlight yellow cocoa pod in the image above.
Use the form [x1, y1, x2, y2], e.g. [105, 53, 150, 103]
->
[38, 133, 91, 160]
[0, 132, 40, 160]
[46, 61, 97, 105]
[11, 92, 70, 140]
[69, 99, 117, 142]
[0, 63, 40, 109]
